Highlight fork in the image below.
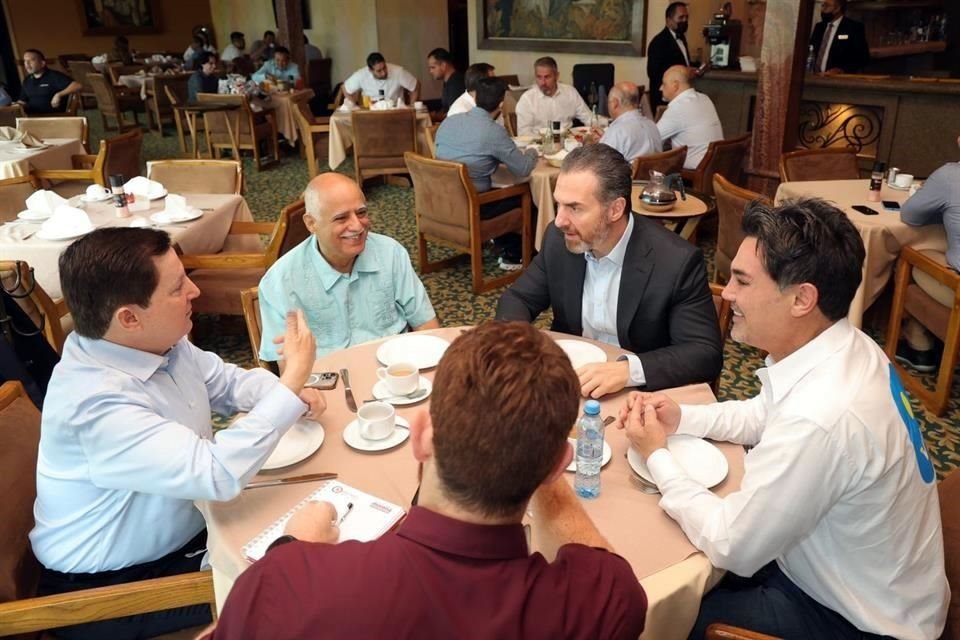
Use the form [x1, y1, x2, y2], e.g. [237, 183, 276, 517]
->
[624, 452, 660, 495]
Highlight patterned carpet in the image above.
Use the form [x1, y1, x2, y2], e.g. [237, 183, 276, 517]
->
[90, 110, 960, 478]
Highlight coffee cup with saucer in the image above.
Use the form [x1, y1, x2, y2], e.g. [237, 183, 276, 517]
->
[343, 401, 410, 452]
[375, 362, 419, 395]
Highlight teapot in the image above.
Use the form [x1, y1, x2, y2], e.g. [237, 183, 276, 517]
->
[639, 171, 686, 213]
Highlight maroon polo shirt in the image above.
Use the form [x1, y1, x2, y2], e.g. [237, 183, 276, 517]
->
[212, 506, 647, 639]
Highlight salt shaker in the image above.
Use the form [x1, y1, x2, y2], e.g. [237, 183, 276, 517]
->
[109, 174, 131, 218]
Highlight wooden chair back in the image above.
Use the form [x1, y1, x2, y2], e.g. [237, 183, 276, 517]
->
[939, 469, 960, 640]
[494, 74, 520, 87]
[67, 60, 97, 98]
[631, 146, 687, 180]
[0, 175, 40, 223]
[240, 287, 274, 372]
[147, 160, 243, 194]
[424, 123, 440, 159]
[688, 134, 751, 196]
[147, 74, 190, 135]
[0, 105, 25, 128]
[16, 116, 89, 151]
[0, 260, 70, 353]
[779, 147, 861, 182]
[87, 72, 121, 120]
[98, 129, 144, 185]
[351, 109, 418, 184]
[713, 174, 767, 283]
[268, 198, 310, 263]
[292, 102, 329, 179]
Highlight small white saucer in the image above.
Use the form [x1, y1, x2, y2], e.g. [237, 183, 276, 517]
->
[886, 182, 911, 192]
[372, 376, 432, 405]
[343, 415, 410, 452]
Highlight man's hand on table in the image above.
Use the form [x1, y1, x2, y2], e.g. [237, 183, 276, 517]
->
[577, 361, 629, 398]
[617, 392, 681, 460]
[298, 388, 326, 419]
[275, 309, 318, 393]
[285, 501, 340, 543]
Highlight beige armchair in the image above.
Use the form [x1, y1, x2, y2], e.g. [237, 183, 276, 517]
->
[0, 175, 40, 223]
[33, 129, 143, 195]
[147, 160, 243, 195]
[631, 146, 687, 180]
[352, 109, 418, 186]
[87, 73, 147, 132]
[145, 74, 191, 137]
[713, 174, 767, 284]
[16, 116, 89, 152]
[779, 148, 860, 182]
[404, 152, 532, 293]
[0, 105, 25, 129]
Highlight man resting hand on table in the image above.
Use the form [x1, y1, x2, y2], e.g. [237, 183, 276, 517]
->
[205, 321, 647, 639]
[619, 199, 948, 640]
[30, 228, 325, 640]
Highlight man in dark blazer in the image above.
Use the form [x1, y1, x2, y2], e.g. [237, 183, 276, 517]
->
[809, 0, 870, 74]
[647, 2, 693, 111]
[496, 145, 722, 396]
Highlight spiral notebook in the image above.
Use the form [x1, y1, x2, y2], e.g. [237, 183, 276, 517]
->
[241, 480, 406, 563]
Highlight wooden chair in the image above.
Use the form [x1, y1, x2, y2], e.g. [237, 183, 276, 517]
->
[713, 174, 767, 283]
[87, 72, 146, 132]
[494, 74, 520, 87]
[180, 198, 309, 317]
[424, 123, 440, 159]
[33, 129, 143, 193]
[105, 63, 148, 86]
[683, 134, 752, 197]
[705, 624, 781, 639]
[147, 160, 243, 195]
[145, 74, 190, 137]
[327, 84, 345, 112]
[292, 101, 330, 179]
[66, 60, 98, 109]
[164, 84, 193, 155]
[16, 116, 89, 151]
[884, 247, 960, 416]
[0, 381, 218, 638]
[709, 282, 733, 396]
[351, 109, 418, 186]
[0, 260, 71, 354]
[938, 468, 960, 640]
[198, 93, 279, 171]
[306, 58, 333, 109]
[404, 152, 532, 294]
[0, 105, 24, 128]
[779, 147, 861, 182]
[631, 146, 688, 180]
[240, 287, 276, 373]
[228, 55, 256, 78]
[0, 174, 40, 223]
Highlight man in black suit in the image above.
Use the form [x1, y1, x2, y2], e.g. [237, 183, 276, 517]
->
[495, 145, 722, 396]
[646, 2, 694, 110]
[809, 0, 870, 74]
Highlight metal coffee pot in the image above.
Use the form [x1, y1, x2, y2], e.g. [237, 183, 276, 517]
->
[639, 171, 686, 212]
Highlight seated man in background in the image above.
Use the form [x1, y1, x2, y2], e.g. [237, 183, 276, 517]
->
[436, 76, 537, 270]
[252, 46, 301, 85]
[896, 134, 960, 371]
[221, 31, 246, 63]
[17, 49, 82, 115]
[599, 81, 662, 162]
[446, 62, 496, 117]
[426, 47, 464, 116]
[344, 51, 420, 106]
[188, 51, 220, 103]
[183, 34, 215, 70]
[206, 321, 648, 639]
[303, 35, 323, 62]
[258, 173, 439, 362]
[31, 228, 324, 640]
[496, 144, 722, 394]
[656, 65, 723, 170]
[515, 56, 592, 136]
[622, 198, 947, 639]
[249, 30, 277, 65]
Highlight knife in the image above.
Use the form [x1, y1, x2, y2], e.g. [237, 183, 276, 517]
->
[340, 368, 357, 412]
[245, 472, 338, 490]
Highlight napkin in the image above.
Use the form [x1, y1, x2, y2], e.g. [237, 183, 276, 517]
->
[124, 176, 165, 199]
[39, 205, 93, 237]
[338, 99, 359, 112]
[370, 100, 390, 111]
[92, 54, 108, 64]
[16, 132, 44, 148]
[0, 224, 37, 242]
[159, 194, 200, 221]
[395, 96, 406, 108]
[128, 217, 150, 227]
[0, 127, 17, 141]
[25, 190, 68, 215]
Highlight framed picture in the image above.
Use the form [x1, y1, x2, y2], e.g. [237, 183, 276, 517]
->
[79, 0, 161, 35]
[477, 0, 648, 56]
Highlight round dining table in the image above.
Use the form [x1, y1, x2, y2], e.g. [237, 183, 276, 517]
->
[198, 327, 745, 639]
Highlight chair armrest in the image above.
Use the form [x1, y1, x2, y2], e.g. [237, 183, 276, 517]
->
[70, 154, 99, 170]
[476, 183, 531, 204]
[705, 624, 782, 640]
[33, 169, 97, 182]
[228, 221, 274, 235]
[901, 247, 960, 290]
[52, 298, 70, 319]
[179, 253, 269, 269]
[0, 571, 214, 636]
[681, 168, 698, 184]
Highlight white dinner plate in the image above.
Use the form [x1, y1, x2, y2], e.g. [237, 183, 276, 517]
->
[372, 376, 432, 406]
[512, 135, 537, 146]
[149, 189, 169, 201]
[17, 209, 51, 221]
[81, 193, 113, 203]
[565, 437, 612, 472]
[35, 225, 95, 241]
[261, 418, 325, 470]
[626, 435, 728, 488]
[376, 334, 450, 369]
[342, 415, 410, 452]
[555, 339, 607, 370]
[11, 144, 49, 152]
[885, 183, 911, 192]
[150, 209, 203, 224]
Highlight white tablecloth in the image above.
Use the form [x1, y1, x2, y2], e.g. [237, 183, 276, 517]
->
[0, 138, 86, 180]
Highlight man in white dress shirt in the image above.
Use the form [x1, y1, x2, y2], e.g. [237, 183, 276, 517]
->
[620, 198, 949, 640]
[656, 65, 723, 170]
[30, 228, 325, 640]
[599, 82, 662, 162]
[515, 56, 592, 136]
[343, 51, 420, 105]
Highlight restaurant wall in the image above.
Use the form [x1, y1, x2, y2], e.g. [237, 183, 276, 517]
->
[4, 0, 213, 63]
[375, 0, 447, 101]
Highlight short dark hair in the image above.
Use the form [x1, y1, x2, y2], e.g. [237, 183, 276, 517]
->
[263, 30, 275, 38]
[427, 47, 452, 63]
[23, 49, 45, 60]
[230, 31, 244, 41]
[366, 52, 385, 68]
[533, 56, 558, 72]
[561, 144, 632, 208]
[666, 1, 687, 19]
[60, 228, 173, 339]
[195, 51, 217, 66]
[464, 63, 494, 92]
[192, 35, 204, 46]
[475, 77, 506, 112]
[430, 322, 579, 517]
[274, 46, 290, 56]
[741, 198, 865, 321]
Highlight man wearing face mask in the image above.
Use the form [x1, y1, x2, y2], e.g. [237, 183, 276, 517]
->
[646, 2, 697, 110]
[809, 0, 870, 74]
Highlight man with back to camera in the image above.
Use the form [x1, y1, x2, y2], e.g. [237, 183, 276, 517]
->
[496, 144, 722, 396]
[344, 51, 420, 106]
[514, 56, 592, 136]
[809, 0, 870, 74]
[30, 227, 325, 640]
[17, 49, 82, 115]
[599, 81, 662, 162]
[202, 321, 648, 639]
[646, 2, 696, 110]
[446, 62, 497, 118]
[656, 65, 724, 170]
[620, 198, 948, 639]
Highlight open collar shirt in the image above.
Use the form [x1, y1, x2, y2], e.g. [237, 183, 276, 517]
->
[600, 109, 663, 161]
[251, 60, 301, 84]
[515, 82, 593, 136]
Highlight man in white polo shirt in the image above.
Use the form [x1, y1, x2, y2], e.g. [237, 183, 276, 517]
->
[515, 56, 592, 136]
[343, 51, 420, 106]
[656, 65, 723, 170]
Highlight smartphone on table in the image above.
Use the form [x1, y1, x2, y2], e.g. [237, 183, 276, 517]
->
[852, 205, 878, 216]
[882, 200, 901, 211]
[305, 372, 339, 390]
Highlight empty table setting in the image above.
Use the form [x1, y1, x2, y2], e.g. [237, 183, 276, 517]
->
[0, 134, 86, 180]
[197, 327, 745, 640]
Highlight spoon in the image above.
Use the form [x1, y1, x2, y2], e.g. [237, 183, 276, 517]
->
[363, 387, 429, 404]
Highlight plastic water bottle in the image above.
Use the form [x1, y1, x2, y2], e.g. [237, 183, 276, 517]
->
[575, 399, 604, 499]
[805, 44, 816, 72]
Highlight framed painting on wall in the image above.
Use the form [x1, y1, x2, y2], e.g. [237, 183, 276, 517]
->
[477, 0, 648, 56]
[79, 0, 161, 35]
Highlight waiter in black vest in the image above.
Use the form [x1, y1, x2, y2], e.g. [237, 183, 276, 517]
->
[646, 2, 697, 111]
[809, 0, 870, 74]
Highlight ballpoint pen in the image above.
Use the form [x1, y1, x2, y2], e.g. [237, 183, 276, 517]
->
[336, 502, 354, 526]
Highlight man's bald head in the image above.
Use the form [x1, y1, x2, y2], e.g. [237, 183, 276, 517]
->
[607, 81, 641, 120]
[660, 65, 691, 103]
[302, 173, 371, 272]
[304, 172, 362, 219]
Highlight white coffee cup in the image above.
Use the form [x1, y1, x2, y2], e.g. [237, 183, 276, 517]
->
[563, 137, 580, 152]
[895, 173, 914, 188]
[376, 362, 419, 395]
[414, 101, 425, 110]
[357, 401, 396, 440]
[85, 184, 109, 200]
